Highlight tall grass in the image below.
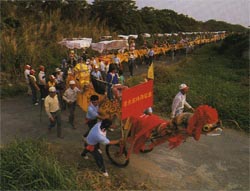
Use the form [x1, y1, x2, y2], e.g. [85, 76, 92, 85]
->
[0, 139, 78, 190]
[153, 44, 249, 131]
[1, 7, 114, 82]
[0, 139, 152, 190]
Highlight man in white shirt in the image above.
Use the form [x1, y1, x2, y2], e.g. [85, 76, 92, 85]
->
[29, 69, 40, 105]
[148, 48, 154, 66]
[44, 86, 63, 138]
[63, 80, 82, 129]
[24, 64, 31, 96]
[91, 65, 103, 80]
[113, 53, 121, 71]
[38, 65, 46, 100]
[171, 83, 194, 119]
[81, 119, 119, 177]
[99, 58, 107, 79]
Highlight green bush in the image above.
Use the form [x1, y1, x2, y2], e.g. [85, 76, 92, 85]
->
[218, 33, 249, 59]
[0, 139, 78, 190]
[0, 84, 27, 98]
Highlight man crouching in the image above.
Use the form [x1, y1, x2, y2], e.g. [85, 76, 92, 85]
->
[80, 119, 119, 177]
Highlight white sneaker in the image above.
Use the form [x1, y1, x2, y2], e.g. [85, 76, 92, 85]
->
[98, 149, 102, 154]
[83, 155, 89, 159]
[102, 172, 109, 177]
[34, 103, 39, 106]
[82, 136, 87, 142]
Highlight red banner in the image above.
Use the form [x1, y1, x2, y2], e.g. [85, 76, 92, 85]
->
[121, 80, 153, 119]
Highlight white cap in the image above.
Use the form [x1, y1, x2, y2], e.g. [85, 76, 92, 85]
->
[69, 80, 76, 85]
[49, 86, 56, 92]
[50, 75, 56, 79]
[55, 68, 61, 72]
[179, 83, 188, 90]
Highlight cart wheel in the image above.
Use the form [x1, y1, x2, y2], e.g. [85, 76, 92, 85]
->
[106, 144, 129, 167]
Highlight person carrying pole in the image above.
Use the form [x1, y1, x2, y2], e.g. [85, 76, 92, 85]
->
[44, 86, 63, 138]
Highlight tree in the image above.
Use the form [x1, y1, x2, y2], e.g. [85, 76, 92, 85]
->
[90, 0, 140, 33]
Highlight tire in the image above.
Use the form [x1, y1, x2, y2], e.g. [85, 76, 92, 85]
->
[140, 127, 170, 153]
[106, 144, 129, 167]
[140, 138, 154, 153]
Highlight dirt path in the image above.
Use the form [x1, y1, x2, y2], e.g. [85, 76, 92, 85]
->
[1, 56, 249, 190]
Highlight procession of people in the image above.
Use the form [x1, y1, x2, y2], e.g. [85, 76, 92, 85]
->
[22, 33, 220, 177]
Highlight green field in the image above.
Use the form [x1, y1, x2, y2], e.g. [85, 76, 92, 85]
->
[152, 36, 249, 131]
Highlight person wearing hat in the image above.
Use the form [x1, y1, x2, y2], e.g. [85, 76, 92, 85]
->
[68, 50, 77, 68]
[44, 86, 63, 138]
[62, 80, 82, 129]
[24, 64, 32, 96]
[91, 65, 103, 80]
[47, 75, 56, 89]
[55, 67, 66, 109]
[29, 69, 40, 106]
[38, 65, 47, 100]
[171, 83, 195, 119]
[80, 119, 119, 177]
[55, 68, 64, 84]
[74, 57, 90, 87]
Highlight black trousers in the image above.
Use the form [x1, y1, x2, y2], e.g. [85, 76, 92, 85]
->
[30, 85, 38, 104]
[68, 101, 76, 126]
[128, 61, 134, 76]
[38, 84, 47, 99]
[81, 144, 106, 172]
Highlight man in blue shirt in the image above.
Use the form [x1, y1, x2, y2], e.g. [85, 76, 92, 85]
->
[81, 119, 119, 177]
[83, 95, 105, 137]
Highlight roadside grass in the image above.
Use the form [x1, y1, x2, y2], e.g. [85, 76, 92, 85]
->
[0, 83, 27, 99]
[0, 139, 151, 190]
[153, 44, 249, 131]
[0, 139, 79, 190]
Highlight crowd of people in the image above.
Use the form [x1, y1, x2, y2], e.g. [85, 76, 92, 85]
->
[23, 41, 196, 177]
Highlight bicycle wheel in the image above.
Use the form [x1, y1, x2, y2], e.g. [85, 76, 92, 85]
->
[140, 138, 154, 153]
[140, 127, 170, 153]
[106, 144, 129, 167]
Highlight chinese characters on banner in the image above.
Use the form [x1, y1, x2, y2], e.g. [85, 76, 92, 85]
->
[121, 80, 153, 119]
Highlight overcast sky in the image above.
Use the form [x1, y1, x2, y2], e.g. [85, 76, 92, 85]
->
[87, 0, 250, 27]
[135, 0, 249, 27]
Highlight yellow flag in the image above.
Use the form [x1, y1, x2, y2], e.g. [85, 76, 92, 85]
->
[147, 62, 154, 80]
